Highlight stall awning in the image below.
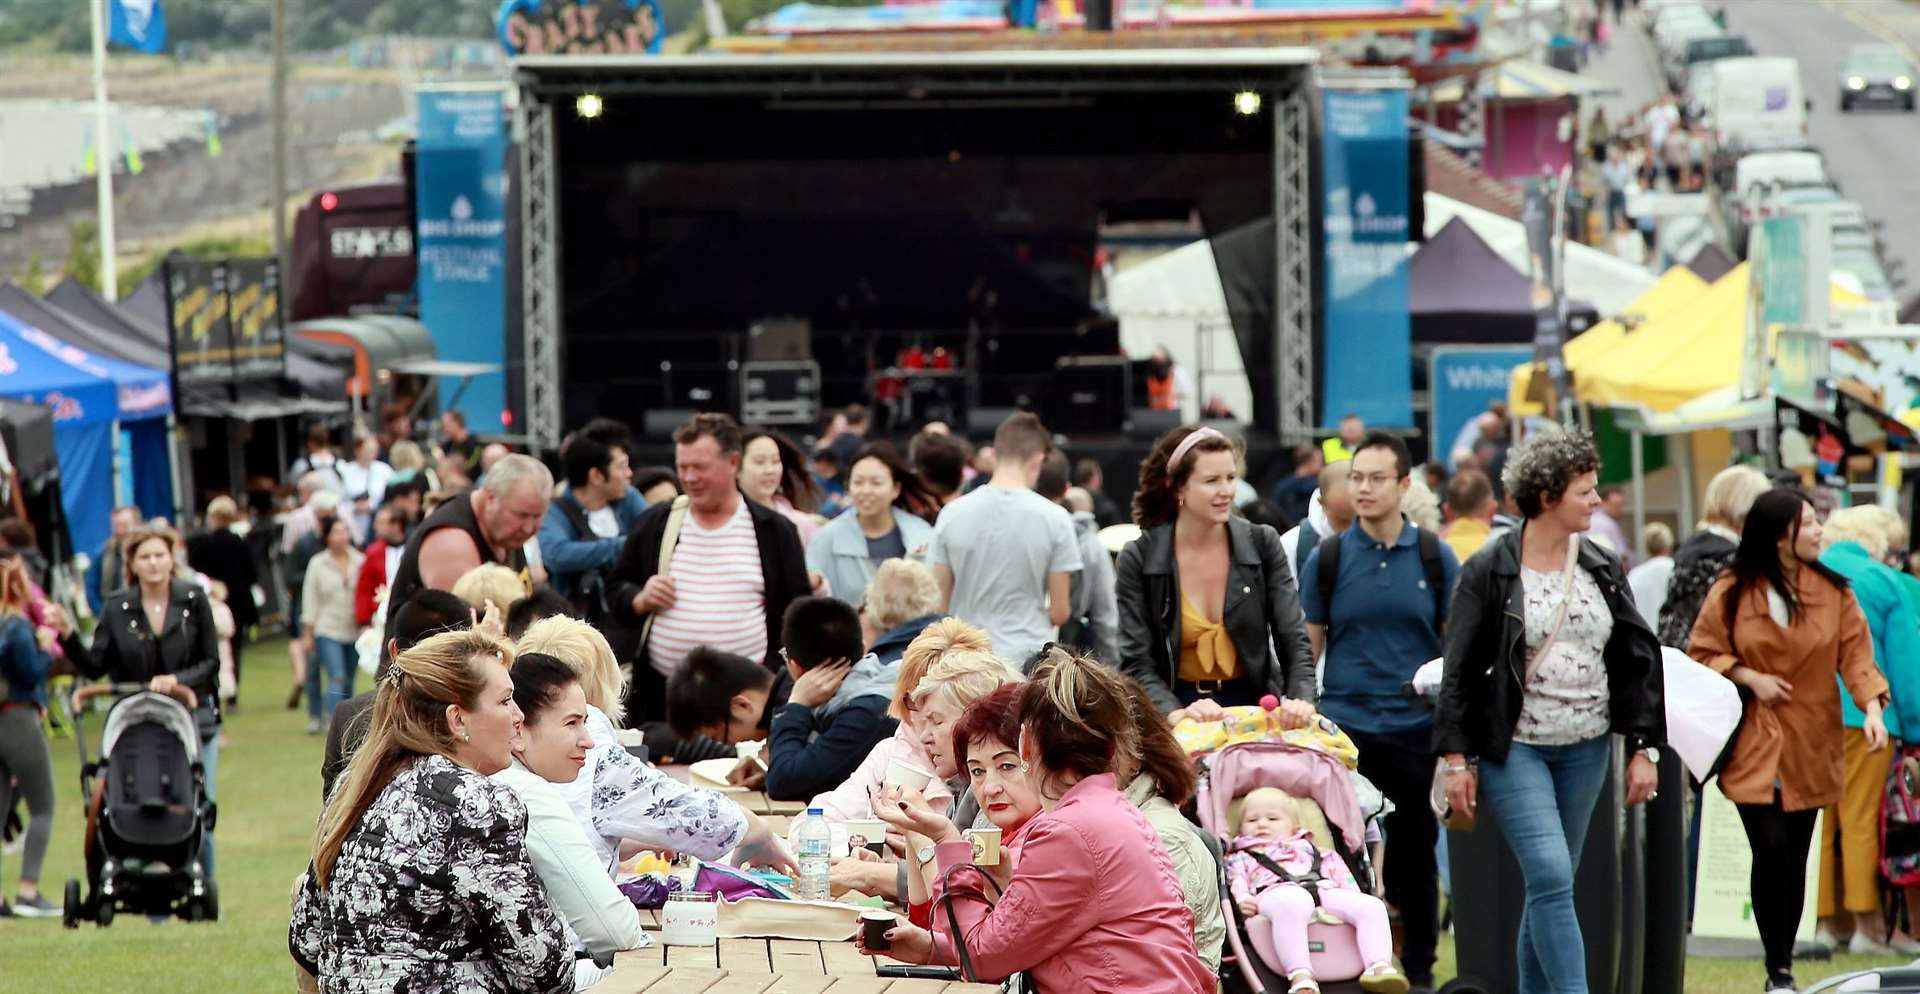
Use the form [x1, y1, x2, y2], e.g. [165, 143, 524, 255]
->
[1510, 266, 1710, 414]
[1431, 59, 1619, 103]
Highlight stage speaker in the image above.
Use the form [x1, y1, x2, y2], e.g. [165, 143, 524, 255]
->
[1130, 408, 1182, 439]
[642, 409, 697, 440]
[967, 407, 1018, 438]
[1045, 357, 1130, 437]
[747, 319, 811, 362]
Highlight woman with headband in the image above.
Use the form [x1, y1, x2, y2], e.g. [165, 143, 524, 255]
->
[1114, 425, 1317, 725]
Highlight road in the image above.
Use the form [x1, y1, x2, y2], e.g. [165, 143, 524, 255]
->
[1725, 0, 1920, 296]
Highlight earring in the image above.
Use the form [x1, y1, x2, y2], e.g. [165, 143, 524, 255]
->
[461, 730, 471, 743]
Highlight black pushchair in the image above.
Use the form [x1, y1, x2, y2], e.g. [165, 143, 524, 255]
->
[62, 682, 217, 927]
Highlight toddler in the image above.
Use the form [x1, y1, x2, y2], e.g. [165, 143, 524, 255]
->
[1227, 787, 1406, 994]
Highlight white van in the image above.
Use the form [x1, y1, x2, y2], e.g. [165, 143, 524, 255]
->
[1728, 150, 1830, 252]
[1711, 57, 1809, 149]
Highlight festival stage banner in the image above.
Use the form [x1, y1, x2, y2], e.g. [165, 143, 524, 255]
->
[1320, 85, 1412, 428]
[415, 85, 510, 430]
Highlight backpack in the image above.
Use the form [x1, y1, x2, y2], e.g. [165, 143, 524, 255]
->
[1314, 527, 1449, 631]
[553, 493, 617, 624]
[1882, 747, 1920, 887]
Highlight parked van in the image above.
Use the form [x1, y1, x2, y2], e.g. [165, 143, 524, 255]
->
[1711, 57, 1809, 149]
[1728, 150, 1830, 255]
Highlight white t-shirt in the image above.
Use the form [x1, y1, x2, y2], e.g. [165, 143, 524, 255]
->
[646, 500, 767, 676]
[586, 505, 620, 539]
[928, 484, 1082, 662]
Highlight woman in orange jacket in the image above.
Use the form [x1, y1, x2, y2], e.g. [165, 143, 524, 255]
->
[1688, 488, 1891, 993]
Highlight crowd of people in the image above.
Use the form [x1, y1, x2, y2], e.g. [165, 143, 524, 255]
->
[6, 392, 1918, 994]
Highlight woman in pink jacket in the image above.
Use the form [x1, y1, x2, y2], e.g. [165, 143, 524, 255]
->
[861, 648, 1216, 994]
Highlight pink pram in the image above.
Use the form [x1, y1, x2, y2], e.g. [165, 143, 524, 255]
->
[1198, 740, 1377, 994]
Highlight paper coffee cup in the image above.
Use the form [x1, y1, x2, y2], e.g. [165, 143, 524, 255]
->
[860, 910, 896, 951]
[883, 758, 934, 791]
[966, 827, 1002, 866]
[845, 819, 888, 856]
[617, 728, 645, 748]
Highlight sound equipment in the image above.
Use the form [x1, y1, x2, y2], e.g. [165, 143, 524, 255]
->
[967, 407, 1018, 438]
[1130, 408, 1182, 439]
[1044, 357, 1131, 437]
[747, 318, 812, 362]
[740, 360, 821, 427]
[642, 409, 697, 439]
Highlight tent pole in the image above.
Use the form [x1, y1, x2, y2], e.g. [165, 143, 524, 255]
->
[111, 418, 124, 515]
[1630, 428, 1646, 560]
[168, 414, 189, 527]
[1677, 432, 1697, 540]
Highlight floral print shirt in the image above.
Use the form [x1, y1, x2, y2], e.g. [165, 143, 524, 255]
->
[289, 754, 572, 994]
[1514, 563, 1614, 746]
[554, 706, 749, 871]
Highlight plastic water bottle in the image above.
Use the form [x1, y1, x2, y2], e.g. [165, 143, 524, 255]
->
[796, 807, 833, 901]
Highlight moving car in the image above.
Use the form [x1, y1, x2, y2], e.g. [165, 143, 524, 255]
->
[1839, 43, 1916, 111]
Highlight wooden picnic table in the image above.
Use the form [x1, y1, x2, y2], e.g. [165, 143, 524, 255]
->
[656, 763, 805, 837]
[601, 910, 998, 994]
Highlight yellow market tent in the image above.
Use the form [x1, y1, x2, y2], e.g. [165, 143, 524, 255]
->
[1509, 266, 1709, 414]
[1577, 264, 1864, 411]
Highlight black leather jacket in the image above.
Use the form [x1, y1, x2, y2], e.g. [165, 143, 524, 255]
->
[1115, 518, 1317, 714]
[1432, 528, 1665, 764]
[79, 578, 223, 740]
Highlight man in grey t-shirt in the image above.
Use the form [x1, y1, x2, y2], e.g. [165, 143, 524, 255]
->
[929, 412, 1082, 662]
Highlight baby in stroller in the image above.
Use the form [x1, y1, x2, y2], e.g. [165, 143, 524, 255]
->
[1227, 788, 1405, 994]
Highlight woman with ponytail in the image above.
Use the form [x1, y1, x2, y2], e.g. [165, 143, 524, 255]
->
[861, 647, 1215, 994]
[290, 630, 572, 994]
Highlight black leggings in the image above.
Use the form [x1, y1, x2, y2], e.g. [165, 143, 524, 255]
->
[1736, 798, 1819, 977]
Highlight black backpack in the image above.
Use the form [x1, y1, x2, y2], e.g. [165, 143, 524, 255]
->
[1314, 527, 1449, 632]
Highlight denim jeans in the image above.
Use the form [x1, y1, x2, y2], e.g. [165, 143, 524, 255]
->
[311, 637, 358, 720]
[197, 731, 219, 880]
[1476, 736, 1612, 994]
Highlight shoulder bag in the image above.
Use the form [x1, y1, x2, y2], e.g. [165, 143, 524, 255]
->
[636, 496, 691, 650]
[1431, 534, 1580, 832]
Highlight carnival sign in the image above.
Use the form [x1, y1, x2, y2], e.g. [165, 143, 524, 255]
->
[496, 0, 664, 56]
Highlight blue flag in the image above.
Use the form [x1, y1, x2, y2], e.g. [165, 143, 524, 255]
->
[108, 0, 167, 54]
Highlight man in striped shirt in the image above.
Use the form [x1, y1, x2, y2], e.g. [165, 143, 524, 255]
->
[610, 414, 811, 755]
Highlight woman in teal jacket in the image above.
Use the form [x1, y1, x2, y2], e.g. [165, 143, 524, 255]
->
[1815, 507, 1920, 953]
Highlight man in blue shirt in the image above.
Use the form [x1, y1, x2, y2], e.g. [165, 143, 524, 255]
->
[1300, 430, 1458, 994]
[537, 424, 647, 616]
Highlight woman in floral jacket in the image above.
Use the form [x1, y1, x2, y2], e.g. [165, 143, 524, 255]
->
[291, 630, 571, 994]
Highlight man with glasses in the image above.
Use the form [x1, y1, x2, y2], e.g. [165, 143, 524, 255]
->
[1299, 430, 1458, 994]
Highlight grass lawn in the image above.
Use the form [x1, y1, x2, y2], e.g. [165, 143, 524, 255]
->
[3, 637, 1916, 992]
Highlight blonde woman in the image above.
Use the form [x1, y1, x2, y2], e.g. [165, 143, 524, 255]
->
[1813, 507, 1920, 954]
[290, 630, 572, 994]
[859, 559, 943, 660]
[452, 563, 527, 616]
[515, 616, 794, 876]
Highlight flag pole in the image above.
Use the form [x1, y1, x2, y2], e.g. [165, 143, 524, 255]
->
[89, 0, 119, 300]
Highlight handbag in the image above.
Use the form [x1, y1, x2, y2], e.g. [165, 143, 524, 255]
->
[938, 863, 1029, 994]
[636, 495, 690, 651]
[1431, 535, 1581, 832]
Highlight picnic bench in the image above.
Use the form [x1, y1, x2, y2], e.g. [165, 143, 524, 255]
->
[607, 768, 986, 994]
[601, 910, 997, 994]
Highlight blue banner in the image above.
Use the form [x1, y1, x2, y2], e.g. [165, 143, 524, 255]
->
[1320, 87, 1412, 428]
[415, 87, 510, 432]
[108, 0, 167, 53]
[497, 0, 664, 56]
[1429, 347, 1530, 471]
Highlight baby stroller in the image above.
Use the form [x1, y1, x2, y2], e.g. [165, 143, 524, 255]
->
[62, 682, 217, 927]
[1198, 739, 1380, 994]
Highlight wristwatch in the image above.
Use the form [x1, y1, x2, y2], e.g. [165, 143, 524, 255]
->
[917, 843, 940, 867]
[1636, 746, 1662, 765]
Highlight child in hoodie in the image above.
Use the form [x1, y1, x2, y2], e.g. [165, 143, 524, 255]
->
[762, 597, 900, 800]
[1227, 788, 1406, 994]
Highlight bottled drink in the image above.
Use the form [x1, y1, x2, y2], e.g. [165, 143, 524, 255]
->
[796, 807, 833, 901]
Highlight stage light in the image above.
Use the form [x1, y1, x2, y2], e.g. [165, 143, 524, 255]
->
[319, 191, 338, 211]
[576, 93, 604, 120]
[1233, 90, 1262, 116]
